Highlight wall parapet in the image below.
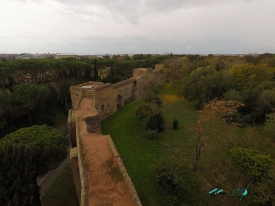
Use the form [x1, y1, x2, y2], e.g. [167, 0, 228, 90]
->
[112, 78, 134, 88]
[106, 135, 142, 206]
[75, 90, 84, 109]
[75, 118, 88, 206]
[94, 83, 112, 91]
[72, 81, 104, 88]
[68, 109, 76, 147]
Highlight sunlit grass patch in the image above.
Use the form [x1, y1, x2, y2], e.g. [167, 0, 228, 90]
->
[162, 94, 183, 102]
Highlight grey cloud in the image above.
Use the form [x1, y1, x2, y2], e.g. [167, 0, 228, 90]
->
[51, 0, 232, 24]
[13, 0, 258, 25]
[3, 0, 274, 54]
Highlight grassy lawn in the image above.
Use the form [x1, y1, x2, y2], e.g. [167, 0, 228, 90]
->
[102, 84, 275, 206]
[41, 163, 79, 206]
[102, 86, 201, 205]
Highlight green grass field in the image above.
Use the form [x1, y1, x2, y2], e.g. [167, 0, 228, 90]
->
[41, 163, 78, 206]
[102, 84, 275, 206]
[42, 84, 275, 206]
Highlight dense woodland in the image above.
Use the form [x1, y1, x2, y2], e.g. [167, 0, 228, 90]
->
[1, 53, 275, 205]
[101, 53, 275, 206]
[0, 54, 165, 205]
[164, 53, 275, 125]
[162, 53, 275, 205]
[0, 54, 165, 137]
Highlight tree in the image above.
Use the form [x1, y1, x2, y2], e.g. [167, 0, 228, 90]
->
[154, 156, 199, 205]
[182, 66, 218, 108]
[135, 104, 165, 139]
[0, 92, 10, 128]
[229, 63, 274, 91]
[215, 61, 225, 71]
[193, 100, 243, 171]
[135, 104, 153, 122]
[143, 82, 163, 109]
[245, 164, 275, 205]
[223, 89, 243, 102]
[0, 125, 68, 206]
[264, 112, 275, 137]
[229, 148, 274, 180]
[238, 82, 275, 124]
[135, 82, 165, 139]
[11, 84, 50, 125]
[146, 112, 165, 132]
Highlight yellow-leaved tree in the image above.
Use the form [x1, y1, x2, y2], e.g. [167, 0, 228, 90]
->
[193, 100, 244, 171]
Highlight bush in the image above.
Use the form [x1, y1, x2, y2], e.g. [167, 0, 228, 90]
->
[229, 148, 274, 180]
[245, 165, 275, 206]
[146, 113, 165, 132]
[145, 129, 159, 140]
[154, 156, 200, 205]
[173, 119, 179, 129]
[264, 113, 275, 137]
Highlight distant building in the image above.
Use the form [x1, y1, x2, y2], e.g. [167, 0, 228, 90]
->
[54, 53, 78, 59]
[17, 53, 33, 60]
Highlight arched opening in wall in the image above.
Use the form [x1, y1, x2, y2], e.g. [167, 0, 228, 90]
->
[132, 81, 137, 96]
[117, 95, 123, 108]
[101, 104, 104, 111]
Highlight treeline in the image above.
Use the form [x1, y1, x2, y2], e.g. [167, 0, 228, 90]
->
[0, 80, 81, 137]
[0, 54, 166, 137]
[165, 53, 275, 125]
[0, 54, 166, 90]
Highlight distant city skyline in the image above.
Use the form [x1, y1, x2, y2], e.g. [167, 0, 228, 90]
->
[1, 0, 275, 55]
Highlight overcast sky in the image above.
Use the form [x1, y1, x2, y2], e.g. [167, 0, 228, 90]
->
[0, 0, 274, 55]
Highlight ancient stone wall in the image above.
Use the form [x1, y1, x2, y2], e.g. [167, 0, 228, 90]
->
[107, 135, 142, 206]
[75, 118, 89, 206]
[70, 82, 104, 108]
[68, 110, 76, 147]
[69, 118, 88, 206]
[94, 84, 116, 120]
[68, 65, 164, 206]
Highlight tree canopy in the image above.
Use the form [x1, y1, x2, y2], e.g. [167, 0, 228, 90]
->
[182, 66, 218, 108]
[164, 54, 275, 124]
[0, 125, 68, 206]
[229, 147, 274, 180]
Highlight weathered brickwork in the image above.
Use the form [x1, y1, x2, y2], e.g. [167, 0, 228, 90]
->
[68, 65, 163, 206]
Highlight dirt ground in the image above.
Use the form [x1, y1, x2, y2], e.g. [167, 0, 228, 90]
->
[74, 98, 136, 206]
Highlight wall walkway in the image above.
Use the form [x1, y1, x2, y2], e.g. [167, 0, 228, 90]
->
[68, 66, 163, 206]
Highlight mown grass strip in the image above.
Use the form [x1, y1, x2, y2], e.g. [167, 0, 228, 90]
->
[41, 163, 78, 206]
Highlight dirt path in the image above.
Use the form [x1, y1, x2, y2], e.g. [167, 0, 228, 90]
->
[38, 122, 71, 199]
[74, 97, 136, 206]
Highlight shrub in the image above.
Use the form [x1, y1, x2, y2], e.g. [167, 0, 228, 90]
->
[154, 156, 200, 205]
[145, 129, 159, 140]
[264, 113, 275, 137]
[245, 165, 275, 206]
[229, 148, 274, 180]
[173, 119, 179, 129]
[146, 113, 165, 132]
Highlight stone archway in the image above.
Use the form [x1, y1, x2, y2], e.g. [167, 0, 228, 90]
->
[132, 81, 137, 96]
[117, 95, 123, 108]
